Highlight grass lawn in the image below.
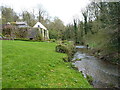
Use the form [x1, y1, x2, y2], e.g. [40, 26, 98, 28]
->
[0, 40, 2, 89]
[2, 40, 92, 88]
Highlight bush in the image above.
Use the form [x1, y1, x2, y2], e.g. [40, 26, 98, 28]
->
[56, 44, 68, 53]
[61, 40, 68, 44]
[0, 34, 4, 38]
[12, 28, 28, 39]
[56, 41, 76, 62]
[71, 64, 78, 70]
[86, 74, 93, 85]
[14, 38, 30, 41]
[51, 39, 56, 42]
[63, 56, 69, 62]
[35, 35, 43, 41]
[48, 39, 56, 42]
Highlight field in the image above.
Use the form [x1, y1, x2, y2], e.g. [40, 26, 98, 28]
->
[2, 40, 91, 88]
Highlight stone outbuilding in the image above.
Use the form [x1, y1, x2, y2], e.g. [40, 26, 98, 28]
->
[2, 21, 49, 41]
[28, 22, 49, 40]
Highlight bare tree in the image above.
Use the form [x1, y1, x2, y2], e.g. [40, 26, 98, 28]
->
[37, 4, 47, 23]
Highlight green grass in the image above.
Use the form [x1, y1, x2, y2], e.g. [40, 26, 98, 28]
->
[0, 40, 2, 89]
[2, 40, 92, 88]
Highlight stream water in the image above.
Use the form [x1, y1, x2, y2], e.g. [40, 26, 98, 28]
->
[72, 46, 119, 88]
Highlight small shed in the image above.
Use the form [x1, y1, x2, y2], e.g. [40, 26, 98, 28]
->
[28, 22, 49, 40]
[33, 22, 47, 30]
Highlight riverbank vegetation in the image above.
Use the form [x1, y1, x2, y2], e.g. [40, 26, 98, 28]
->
[62, 2, 119, 64]
[56, 41, 75, 62]
[81, 2, 119, 64]
[2, 40, 92, 88]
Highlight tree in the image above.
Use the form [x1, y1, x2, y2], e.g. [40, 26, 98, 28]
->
[22, 10, 36, 26]
[1, 6, 19, 24]
[37, 5, 48, 24]
[47, 17, 65, 40]
[82, 9, 88, 35]
[63, 24, 74, 41]
[79, 1, 120, 63]
[73, 19, 78, 44]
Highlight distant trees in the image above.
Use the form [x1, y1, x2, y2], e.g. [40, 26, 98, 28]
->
[63, 24, 74, 41]
[22, 10, 36, 26]
[1, 5, 67, 41]
[73, 19, 78, 44]
[78, 2, 119, 63]
[69, 2, 119, 63]
[82, 9, 88, 35]
[1, 6, 19, 24]
[37, 6, 46, 23]
[79, 2, 119, 38]
[62, 1, 119, 63]
[1, 5, 50, 27]
[47, 17, 65, 40]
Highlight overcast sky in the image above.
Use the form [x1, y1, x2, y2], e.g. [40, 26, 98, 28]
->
[1, 0, 91, 25]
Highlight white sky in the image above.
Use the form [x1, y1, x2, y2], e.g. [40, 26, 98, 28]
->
[1, 0, 91, 25]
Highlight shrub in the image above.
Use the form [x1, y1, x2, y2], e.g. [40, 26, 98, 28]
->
[50, 39, 56, 42]
[14, 38, 30, 41]
[61, 40, 68, 44]
[48, 39, 56, 42]
[56, 44, 67, 53]
[13, 28, 28, 38]
[86, 74, 93, 85]
[71, 64, 78, 70]
[35, 35, 43, 41]
[47, 39, 51, 41]
[56, 41, 76, 62]
[63, 56, 68, 62]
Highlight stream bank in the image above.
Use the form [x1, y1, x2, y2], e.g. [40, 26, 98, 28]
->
[81, 45, 120, 65]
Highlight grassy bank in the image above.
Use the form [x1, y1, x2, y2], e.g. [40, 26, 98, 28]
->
[2, 40, 92, 88]
[83, 30, 119, 65]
